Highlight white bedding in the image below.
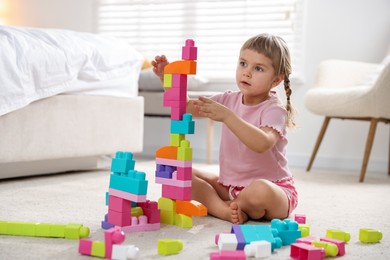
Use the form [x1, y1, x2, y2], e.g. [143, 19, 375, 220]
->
[0, 26, 144, 116]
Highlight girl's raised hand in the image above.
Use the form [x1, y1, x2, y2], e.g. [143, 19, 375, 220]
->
[194, 96, 232, 122]
[151, 55, 169, 80]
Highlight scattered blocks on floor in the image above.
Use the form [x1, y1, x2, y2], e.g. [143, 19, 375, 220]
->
[290, 242, 325, 260]
[271, 218, 301, 245]
[244, 240, 272, 258]
[209, 250, 246, 260]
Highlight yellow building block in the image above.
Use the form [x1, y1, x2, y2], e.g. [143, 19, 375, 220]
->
[91, 241, 105, 258]
[64, 224, 90, 240]
[326, 229, 350, 243]
[359, 228, 382, 243]
[298, 224, 310, 237]
[157, 239, 183, 256]
[175, 214, 192, 228]
[177, 140, 192, 161]
[158, 198, 177, 225]
[312, 241, 338, 257]
[131, 207, 144, 217]
[35, 223, 51, 237]
[170, 134, 185, 147]
[163, 74, 172, 90]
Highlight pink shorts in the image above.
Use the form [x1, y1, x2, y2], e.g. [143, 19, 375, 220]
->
[227, 177, 298, 216]
[272, 177, 298, 216]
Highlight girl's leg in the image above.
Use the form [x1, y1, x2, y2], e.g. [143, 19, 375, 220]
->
[191, 168, 232, 221]
[230, 179, 289, 224]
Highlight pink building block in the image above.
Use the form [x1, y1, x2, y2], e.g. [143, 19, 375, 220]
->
[320, 237, 345, 256]
[164, 85, 187, 102]
[296, 236, 316, 245]
[295, 214, 306, 224]
[182, 39, 197, 60]
[176, 167, 192, 180]
[162, 184, 192, 201]
[104, 228, 125, 259]
[155, 158, 192, 168]
[108, 195, 131, 212]
[109, 188, 147, 203]
[210, 250, 246, 260]
[172, 74, 188, 88]
[108, 209, 131, 227]
[79, 239, 93, 255]
[138, 200, 161, 224]
[290, 243, 325, 260]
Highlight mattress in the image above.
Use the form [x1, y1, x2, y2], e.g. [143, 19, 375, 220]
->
[0, 94, 144, 178]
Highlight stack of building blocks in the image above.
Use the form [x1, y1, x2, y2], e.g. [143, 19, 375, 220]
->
[0, 221, 89, 239]
[101, 151, 160, 233]
[79, 228, 139, 259]
[156, 39, 207, 228]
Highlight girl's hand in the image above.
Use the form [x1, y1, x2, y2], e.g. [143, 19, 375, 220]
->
[193, 96, 233, 122]
[151, 55, 169, 81]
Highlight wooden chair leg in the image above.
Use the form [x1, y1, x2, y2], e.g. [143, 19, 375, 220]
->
[359, 118, 378, 182]
[307, 117, 331, 172]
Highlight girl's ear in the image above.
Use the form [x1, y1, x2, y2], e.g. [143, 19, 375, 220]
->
[271, 75, 284, 88]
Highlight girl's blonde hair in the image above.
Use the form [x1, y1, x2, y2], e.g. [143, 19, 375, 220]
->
[241, 34, 296, 128]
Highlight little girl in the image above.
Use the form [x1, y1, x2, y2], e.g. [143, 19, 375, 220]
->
[152, 34, 298, 224]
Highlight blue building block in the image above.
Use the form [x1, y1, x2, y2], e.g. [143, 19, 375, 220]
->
[271, 219, 301, 246]
[109, 170, 148, 195]
[155, 164, 176, 179]
[232, 225, 282, 252]
[170, 114, 195, 134]
[110, 151, 135, 174]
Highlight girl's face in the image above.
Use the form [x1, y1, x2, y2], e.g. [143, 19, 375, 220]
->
[236, 48, 282, 105]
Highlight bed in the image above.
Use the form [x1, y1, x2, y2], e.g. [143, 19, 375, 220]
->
[0, 26, 145, 179]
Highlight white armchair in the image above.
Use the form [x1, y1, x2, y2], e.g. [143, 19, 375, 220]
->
[304, 57, 390, 182]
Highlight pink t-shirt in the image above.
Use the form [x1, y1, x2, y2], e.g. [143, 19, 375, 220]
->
[211, 90, 292, 186]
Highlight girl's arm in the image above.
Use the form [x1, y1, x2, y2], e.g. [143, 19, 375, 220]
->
[194, 96, 278, 153]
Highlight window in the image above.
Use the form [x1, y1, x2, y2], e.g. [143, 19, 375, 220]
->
[95, 0, 304, 83]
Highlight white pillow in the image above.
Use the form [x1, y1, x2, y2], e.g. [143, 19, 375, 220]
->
[138, 67, 209, 92]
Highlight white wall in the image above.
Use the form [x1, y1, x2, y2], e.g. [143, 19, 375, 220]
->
[5, 0, 390, 172]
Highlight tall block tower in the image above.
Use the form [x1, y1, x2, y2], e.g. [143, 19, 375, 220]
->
[156, 39, 207, 228]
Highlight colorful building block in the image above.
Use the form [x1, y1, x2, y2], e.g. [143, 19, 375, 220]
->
[109, 170, 148, 195]
[325, 229, 351, 243]
[157, 239, 183, 255]
[111, 244, 139, 260]
[0, 221, 89, 240]
[290, 243, 325, 260]
[176, 200, 207, 216]
[271, 218, 301, 245]
[176, 167, 192, 180]
[177, 140, 192, 161]
[298, 224, 310, 237]
[182, 39, 197, 60]
[156, 146, 178, 160]
[163, 73, 172, 89]
[162, 184, 192, 201]
[312, 240, 338, 257]
[170, 114, 195, 134]
[359, 228, 382, 243]
[320, 237, 345, 256]
[210, 250, 246, 260]
[244, 240, 272, 258]
[164, 60, 197, 75]
[294, 214, 306, 224]
[111, 151, 135, 174]
[170, 133, 185, 146]
[218, 233, 238, 250]
[175, 214, 192, 228]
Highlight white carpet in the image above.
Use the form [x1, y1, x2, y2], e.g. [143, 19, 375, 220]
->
[0, 159, 389, 259]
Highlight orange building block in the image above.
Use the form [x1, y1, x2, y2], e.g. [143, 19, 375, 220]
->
[156, 146, 178, 160]
[164, 60, 197, 75]
[176, 200, 207, 217]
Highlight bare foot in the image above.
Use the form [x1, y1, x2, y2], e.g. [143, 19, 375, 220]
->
[230, 202, 248, 224]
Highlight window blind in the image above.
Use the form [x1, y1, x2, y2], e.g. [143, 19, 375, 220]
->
[95, 0, 304, 81]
